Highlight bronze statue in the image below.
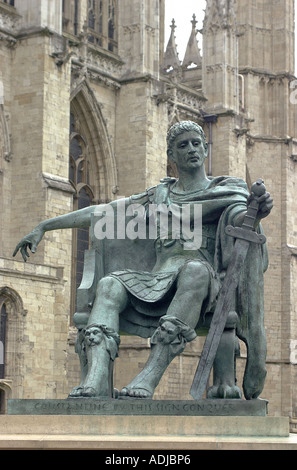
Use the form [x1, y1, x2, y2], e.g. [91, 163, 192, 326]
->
[13, 121, 273, 400]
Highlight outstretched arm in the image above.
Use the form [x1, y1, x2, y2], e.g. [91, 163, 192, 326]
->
[13, 205, 95, 262]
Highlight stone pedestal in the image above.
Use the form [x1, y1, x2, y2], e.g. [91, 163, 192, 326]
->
[1, 398, 295, 450]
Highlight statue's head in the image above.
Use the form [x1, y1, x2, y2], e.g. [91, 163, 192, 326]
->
[166, 121, 208, 170]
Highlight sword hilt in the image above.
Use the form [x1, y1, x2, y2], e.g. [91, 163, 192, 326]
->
[241, 179, 266, 231]
[225, 178, 267, 244]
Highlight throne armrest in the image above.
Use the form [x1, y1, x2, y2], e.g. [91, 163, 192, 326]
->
[73, 248, 103, 328]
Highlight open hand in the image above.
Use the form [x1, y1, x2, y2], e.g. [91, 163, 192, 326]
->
[13, 227, 44, 262]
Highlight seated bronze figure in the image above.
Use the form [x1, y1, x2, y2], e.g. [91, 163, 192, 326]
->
[14, 121, 273, 400]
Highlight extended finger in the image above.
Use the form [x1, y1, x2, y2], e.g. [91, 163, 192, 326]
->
[12, 245, 20, 257]
[24, 244, 30, 257]
[20, 245, 29, 262]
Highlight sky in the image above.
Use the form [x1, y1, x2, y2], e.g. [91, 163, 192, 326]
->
[165, 0, 297, 74]
[165, 0, 206, 61]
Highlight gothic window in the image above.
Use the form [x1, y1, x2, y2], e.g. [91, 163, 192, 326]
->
[62, 0, 79, 36]
[61, 1, 118, 53]
[87, 0, 118, 53]
[69, 113, 95, 315]
[0, 287, 25, 404]
[0, 303, 6, 380]
[108, 0, 116, 47]
[0, 301, 7, 413]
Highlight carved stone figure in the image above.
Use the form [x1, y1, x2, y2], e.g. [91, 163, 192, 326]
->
[13, 121, 273, 400]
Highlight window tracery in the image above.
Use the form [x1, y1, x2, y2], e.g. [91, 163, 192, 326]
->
[0, 287, 25, 402]
[62, 0, 118, 54]
[88, 0, 117, 52]
[0, 302, 6, 380]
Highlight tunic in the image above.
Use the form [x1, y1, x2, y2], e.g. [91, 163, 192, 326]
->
[109, 176, 251, 332]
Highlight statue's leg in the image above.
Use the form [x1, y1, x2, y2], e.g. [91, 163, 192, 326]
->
[88, 275, 129, 331]
[72, 276, 128, 398]
[68, 327, 88, 398]
[120, 315, 196, 398]
[82, 323, 120, 397]
[165, 261, 211, 328]
[207, 311, 242, 399]
[120, 261, 209, 398]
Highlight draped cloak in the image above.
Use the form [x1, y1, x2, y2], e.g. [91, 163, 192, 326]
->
[95, 176, 268, 398]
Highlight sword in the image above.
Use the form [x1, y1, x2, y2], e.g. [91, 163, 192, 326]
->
[190, 178, 267, 400]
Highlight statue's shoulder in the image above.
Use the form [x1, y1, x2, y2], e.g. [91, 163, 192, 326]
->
[153, 178, 177, 204]
[159, 177, 177, 185]
[209, 176, 248, 191]
[130, 186, 157, 202]
[130, 178, 177, 204]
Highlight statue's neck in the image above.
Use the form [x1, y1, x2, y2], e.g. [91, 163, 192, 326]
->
[175, 167, 209, 192]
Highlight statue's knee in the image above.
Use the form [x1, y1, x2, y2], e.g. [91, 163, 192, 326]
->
[96, 276, 128, 311]
[179, 261, 210, 288]
[97, 276, 122, 297]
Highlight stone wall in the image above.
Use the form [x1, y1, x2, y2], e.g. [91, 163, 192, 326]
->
[0, 0, 297, 431]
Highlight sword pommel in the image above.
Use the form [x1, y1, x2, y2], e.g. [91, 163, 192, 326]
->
[251, 178, 266, 197]
[238, 179, 266, 232]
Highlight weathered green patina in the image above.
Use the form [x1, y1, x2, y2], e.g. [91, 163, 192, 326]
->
[14, 121, 273, 401]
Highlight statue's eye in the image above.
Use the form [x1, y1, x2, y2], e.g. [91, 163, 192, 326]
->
[179, 142, 186, 148]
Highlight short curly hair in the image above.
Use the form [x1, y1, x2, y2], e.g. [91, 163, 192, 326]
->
[166, 121, 207, 153]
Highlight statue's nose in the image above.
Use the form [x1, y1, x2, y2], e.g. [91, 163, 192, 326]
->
[188, 142, 196, 153]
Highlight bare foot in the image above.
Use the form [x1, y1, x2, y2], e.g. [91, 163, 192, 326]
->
[120, 386, 153, 399]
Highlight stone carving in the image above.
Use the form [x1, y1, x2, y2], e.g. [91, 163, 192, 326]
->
[13, 121, 273, 401]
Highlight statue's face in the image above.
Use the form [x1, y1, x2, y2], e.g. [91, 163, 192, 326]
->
[169, 131, 208, 172]
[85, 326, 103, 346]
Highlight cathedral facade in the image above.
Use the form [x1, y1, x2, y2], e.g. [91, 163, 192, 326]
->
[0, 0, 297, 430]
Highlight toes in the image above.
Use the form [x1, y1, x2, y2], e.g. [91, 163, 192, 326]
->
[82, 386, 97, 397]
[119, 387, 152, 399]
[68, 386, 83, 398]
